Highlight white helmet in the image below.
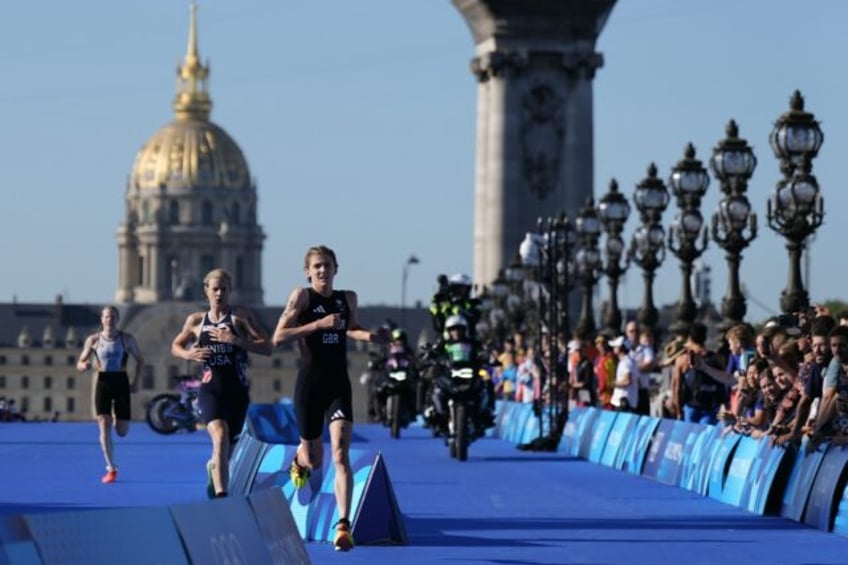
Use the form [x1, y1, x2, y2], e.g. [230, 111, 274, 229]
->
[448, 273, 472, 287]
[445, 315, 468, 330]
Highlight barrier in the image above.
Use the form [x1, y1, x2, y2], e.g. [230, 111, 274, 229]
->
[247, 444, 406, 545]
[170, 496, 274, 565]
[0, 515, 41, 565]
[587, 410, 618, 463]
[804, 444, 848, 531]
[641, 419, 676, 481]
[781, 439, 827, 522]
[600, 411, 638, 467]
[247, 488, 311, 564]
[558, 405, 848, 537]
[24, 507, 188, 565]
[619, 415, 660, 474]
[679, 425, 720, 494]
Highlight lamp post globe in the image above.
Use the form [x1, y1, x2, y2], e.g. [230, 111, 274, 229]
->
[598, 179, 631, 335]
[766, 91, 824, 314]
[710, 120, 757, 328]
[574, 197, 602, 336]
[667, 143, 710, 335]
[629, 163, 669, 334]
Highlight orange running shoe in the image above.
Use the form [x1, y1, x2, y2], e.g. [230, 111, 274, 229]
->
[333, 519, 354, 552]
[101, 469, 118, 484]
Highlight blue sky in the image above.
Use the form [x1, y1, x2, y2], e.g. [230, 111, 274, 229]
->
[0, 1, 844, 323]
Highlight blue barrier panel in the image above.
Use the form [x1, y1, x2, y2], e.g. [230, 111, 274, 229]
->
[780, 438, 827, 522]
[351, 452, 408, 545]
[620, 416, 661, 475]
[246, 402, 302, 444]
[253, 445, 405, 544]
[706, 432, 741, 501]
[575, 408, 603, 459]
[518, 405, 543, 445]
[601, 412, 639, 467]
[832, 472, 848, 537]
[559, 406, 588, 455]
[641, 419, 676, 480]
[679, 425, 720, 494]
[0, 514, 41, 565]
[739, 439, 793, 515]
[170, 496, 272, 565]
[497, 402, 530, 443]
[247, 486, 311, 564]
[600, 412, 638, 468]
[655, 421, 703, 487]
[720, 436, 761, 507]
[587, 410, 618, 463]
[804, 444, 848, 531]
[229, 432, 272, 496]
[25, 507, 188, 565]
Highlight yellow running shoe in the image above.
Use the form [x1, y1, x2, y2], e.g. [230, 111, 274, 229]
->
[333, 519, 354, 552]
[289, 457, 310, 489]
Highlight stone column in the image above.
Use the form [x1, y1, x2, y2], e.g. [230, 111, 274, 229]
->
[453, 0, 616, 286]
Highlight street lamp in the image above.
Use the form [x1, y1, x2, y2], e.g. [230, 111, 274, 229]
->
[575, 196, 602, 337]
[667, 143, 710, 335]
[629, 163, 670, 334]
[711, 119, 757, 328]
[400, 254, 420, 328]
[767, 90, 824, 314]
[598, 179, 631, 335]
[504, 253, 527, 334]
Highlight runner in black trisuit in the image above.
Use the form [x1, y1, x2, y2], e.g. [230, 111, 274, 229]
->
[272, 245, 389, 552]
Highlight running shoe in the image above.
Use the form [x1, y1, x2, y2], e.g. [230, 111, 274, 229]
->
[333, 519, 354, 552]
[206, 461, 216, 499]
[101, 469, 118, 484]
[289, 456, 310, 489]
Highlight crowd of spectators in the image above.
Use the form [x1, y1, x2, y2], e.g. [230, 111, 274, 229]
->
[481, 303, 848, 449]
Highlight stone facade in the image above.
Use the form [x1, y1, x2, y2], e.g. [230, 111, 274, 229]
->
[453, 0, 617, 286]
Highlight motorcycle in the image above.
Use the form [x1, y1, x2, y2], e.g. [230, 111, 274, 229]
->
[421, 343, 489, 462]
[146, 375, 202, 434]
[376, 355, 417, 439]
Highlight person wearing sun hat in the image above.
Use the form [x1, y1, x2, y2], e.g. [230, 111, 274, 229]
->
[609, 335, 638, 412]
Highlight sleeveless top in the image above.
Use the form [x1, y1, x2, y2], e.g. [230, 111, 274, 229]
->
[298, 289, 349, 371]
[94, 332, 128, 372]
[197, 309, 248, 386]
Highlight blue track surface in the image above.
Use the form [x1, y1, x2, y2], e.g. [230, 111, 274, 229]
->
[1, 421, 846, 564]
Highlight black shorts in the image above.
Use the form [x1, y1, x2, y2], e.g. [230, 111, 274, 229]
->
[196, 374, 250, 443]
[294, 366, 353, 441]
[94, 371, 131, 420]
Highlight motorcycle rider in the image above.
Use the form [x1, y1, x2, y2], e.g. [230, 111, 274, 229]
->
[429, 315, 495, 436]
[430, 274, 483, 342]
[376, 328, 420, 425]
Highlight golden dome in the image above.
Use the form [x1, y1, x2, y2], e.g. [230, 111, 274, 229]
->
[130, 4, 250, 192]
[131, 120, 250, 191]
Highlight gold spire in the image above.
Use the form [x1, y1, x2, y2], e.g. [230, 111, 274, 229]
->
[173, 3, 212, 121]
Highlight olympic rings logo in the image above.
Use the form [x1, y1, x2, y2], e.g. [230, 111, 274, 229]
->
[209, 533, 247, 565]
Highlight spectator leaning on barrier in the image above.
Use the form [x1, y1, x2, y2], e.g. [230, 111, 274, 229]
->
[671, 322, 735, 425]
[776, 314, 836, 447]
[809, 325, 848, 448]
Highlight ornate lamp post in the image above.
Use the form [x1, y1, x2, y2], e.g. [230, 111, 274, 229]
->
[711, 120, 757, 328]
[598, 179, 631, 335]
[504, 253, 527, 335]
[575, 197, 603, 337]
[488, 269, 509, 343]
[767, 90, 824, 314]
[400, 254, 420, 328]
[629, 163, 670, 334]
[667, 143, 710, 335]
